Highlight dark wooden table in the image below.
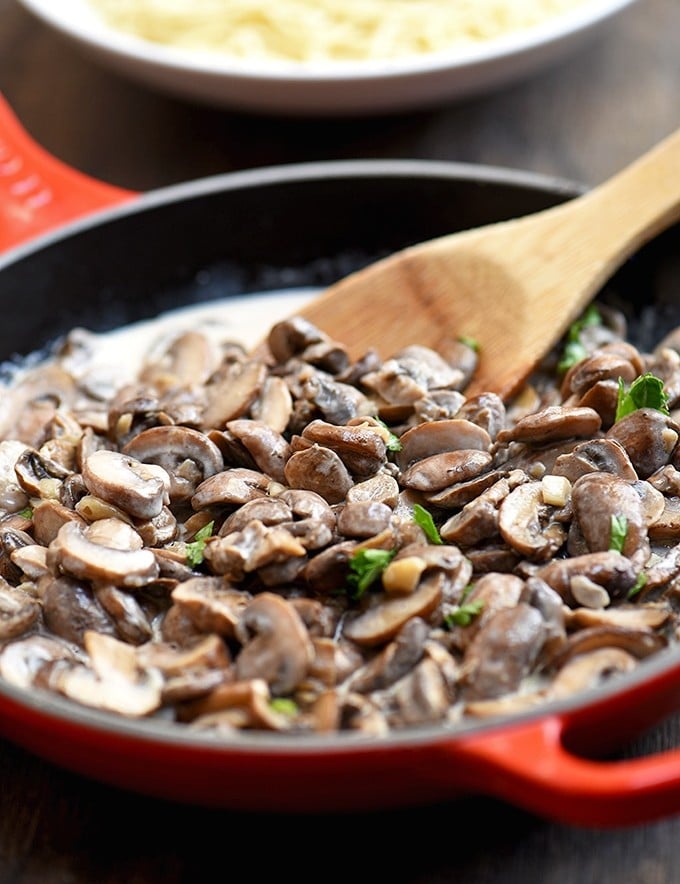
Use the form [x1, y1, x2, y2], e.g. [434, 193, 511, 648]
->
[1, 1, 680, 881]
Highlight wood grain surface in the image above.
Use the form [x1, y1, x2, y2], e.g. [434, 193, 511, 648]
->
[1, 1, 680, 882]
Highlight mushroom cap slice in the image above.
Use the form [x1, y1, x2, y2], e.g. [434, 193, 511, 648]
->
[49, 521, 159, 588]
[236, 592, 314, 695]
[0, 581, 41, 641]
[498, 482, 567, 561]
[82, 449, 170, 520]
[343, 579, 442, 648]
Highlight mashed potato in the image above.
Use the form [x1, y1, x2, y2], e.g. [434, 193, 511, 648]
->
[87, 0, 593, 64]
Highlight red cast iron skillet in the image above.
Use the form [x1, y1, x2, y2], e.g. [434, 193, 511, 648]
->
[1, 94, 680, 827]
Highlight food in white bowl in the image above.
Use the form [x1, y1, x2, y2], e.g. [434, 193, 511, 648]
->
[17, 0, 640, 114]
[84, 0, 594, 64]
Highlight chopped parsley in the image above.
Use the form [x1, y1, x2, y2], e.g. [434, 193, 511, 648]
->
[627, 573, 648, 599]
[615, 372, 670, 423]
[18, 506, 33, 520]
[270, 698, 298, 717]
[185, 520, 215, 568]
[374, 416, 402, 452]
[458, 335, 480, 353]
[557, 304, 602, 374]
[444, 599, 484, 628]
[346, 548, 396, 598]
[609, 514, 628, 553]
[413, 503, 442, 545]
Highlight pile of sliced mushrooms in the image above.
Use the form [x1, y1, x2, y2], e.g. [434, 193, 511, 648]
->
[0, 301, 679, 737]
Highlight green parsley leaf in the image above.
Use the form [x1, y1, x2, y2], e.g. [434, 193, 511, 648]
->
[270, 698, 298, 717]
[413, 503, 442, 545]
[557, 304, 602, 373]
[458, 335, 480, 353]
[374, 416, 402, 452]
[609, 514, 628, 553]
[346, 548, 396, 598]
[444, 599, 484, 628]
[185, 520, 215, 568]
[18, 506, 33, 520]
[627, 573, 648, 599]
[615, 372, 670, 423]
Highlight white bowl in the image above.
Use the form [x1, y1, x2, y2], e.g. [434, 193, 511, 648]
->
[18, 0, 640, 116]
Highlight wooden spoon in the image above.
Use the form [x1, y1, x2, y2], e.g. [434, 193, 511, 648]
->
[295, 128, 680, 401]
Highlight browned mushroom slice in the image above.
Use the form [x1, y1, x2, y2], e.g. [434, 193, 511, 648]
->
[440, 471, 528, 546]
[139, 634, 232, 679]
[14, 447, 72, 499]
[498, 482, 567, 561]
[401, 449, 493, 494]
[250, 376, 293, 434]
[0, 440, 30, 513]
[10, 543, 50, 579]
[571, 472, 648, 558]
[0, 634, 78, 690]
[459, 603, 546, 701]
[455, 392, 506, 441]
[362, 345, 464, 405]
[565, 603, 670, 631]
[48, 521, 159, 588]
[552, 438, 637, 483]
[413, 390, 467, 423]
[82, 449, 170, 519]
[307, 636, 364, 687]
[343, 578, 442, 648]
[123, 425, 224, 501]
[648, 464, 680, 496]
[219, 497, 291, 535]
[464, 689, 548, 718]
[191, 467, 270, 509]
[549, 626, 667, 669]
[340, 692, 389, 735]
[94, 585, 153, 645]
[396, 419, 491, 471]
[204, 520, 305, 581]
[444, 572, 526, 654]
[32, 499, 87, 546]
[140, 329, 221, 388]
[235, 593, 314, 695]
[267, 316, 326, 363]
[346, 473, 400, 508]
[302, 540, 356, 593]
[284, 445, 353, 505]
[337, 501, 392, 539]
[425, 468, 512, 510]
[648, 497, 680, 542]
[0, 363, 76, 445]
[201, 359, 267, 430]
[45, 631, 163, 718]
[534, 551, 637, 604]
[301, 373, 371, 425]
[387, 657, 450, 726]
[606, 408, 679, 479]
[347, 617, 429, 693]
[170, 577, 251, 637]
[41, 576, 117, 646]
[496, 406, 602, 446]
[182, 678, 296, 731]
[547, 647, 638, 700]
[299, 419, 387, 479]
[561, 350, 639, 399]
[0, 580, 41, 641]
[225, 419, 291, 485]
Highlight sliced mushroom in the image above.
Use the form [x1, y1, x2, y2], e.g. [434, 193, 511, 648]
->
[606, 408, 679, 478]
[496, 406, 602, 445]
[284, 445, 353, 505]
[235, 593, 314, 695]
[0, 580, 41, 640]
[343, 578, 442, 647]
[396, 419, 491, 471]
[82, 449, 170, 519]
[548, 647, 637, 699]
[498, 482, 567, 561]
[571, 472, 648, 559]
[123, 425, 224, 501]
[48, 521, 159, 588]
[170, 577, 251, 638]
[400, 449, 493, 493]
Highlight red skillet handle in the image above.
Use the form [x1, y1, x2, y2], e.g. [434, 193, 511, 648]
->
[441, 715, 680, 827]
[0, 93, 137, 253]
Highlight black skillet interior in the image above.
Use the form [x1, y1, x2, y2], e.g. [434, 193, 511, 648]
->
[0, 160, 678, 368]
